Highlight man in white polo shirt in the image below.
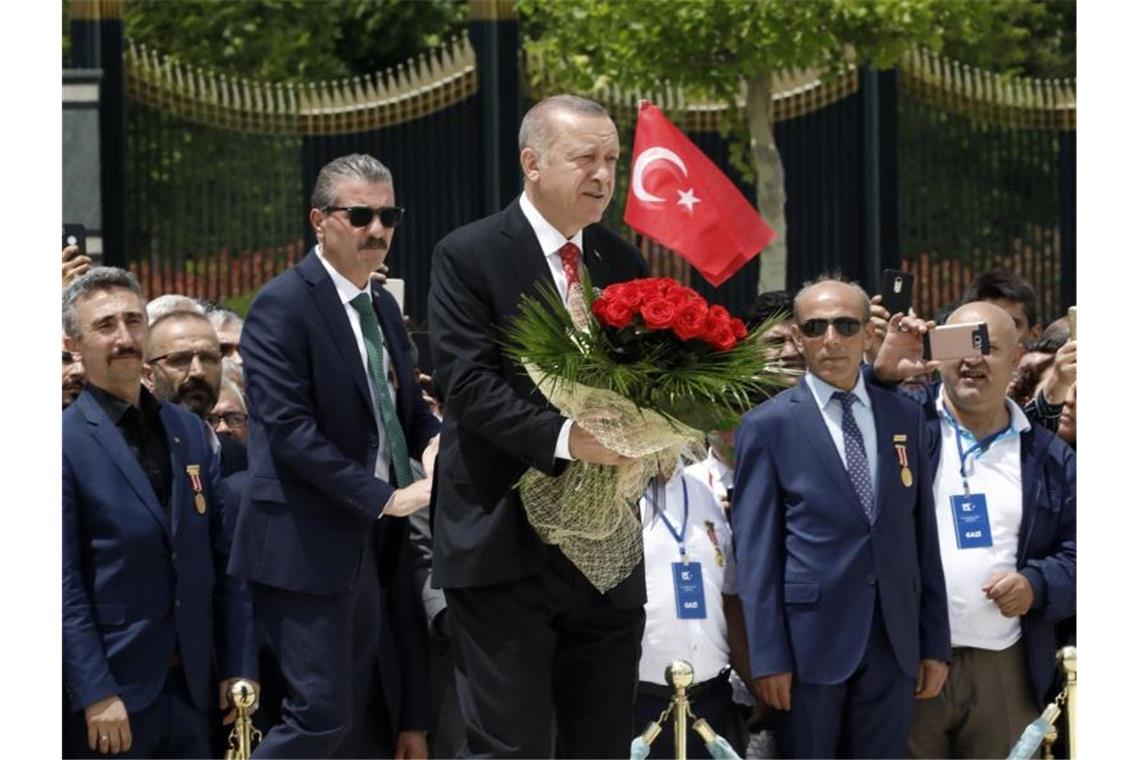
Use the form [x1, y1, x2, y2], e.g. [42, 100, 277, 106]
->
[635, 461, 752, 759]
[873, 301, 1076, 758]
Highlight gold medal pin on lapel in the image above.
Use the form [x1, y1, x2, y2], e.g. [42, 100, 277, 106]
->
[186, 464, 207, 514]
[893, 440, 913, 488]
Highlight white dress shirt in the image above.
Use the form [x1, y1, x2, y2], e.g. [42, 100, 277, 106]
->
[934, 391, 1029, 650]
[316, 245, 393, 482]
[684, 448, 733, 503]
[803, 370, 879, 503]
[639, 465, 737, 685]
[518, 192, 584, 461]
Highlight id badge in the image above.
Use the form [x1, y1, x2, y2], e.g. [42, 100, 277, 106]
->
[950, 493, 993, 549]
[672, 561, 707, 619]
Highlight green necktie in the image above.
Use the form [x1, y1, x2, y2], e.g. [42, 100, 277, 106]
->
[349, 293, 413, 488]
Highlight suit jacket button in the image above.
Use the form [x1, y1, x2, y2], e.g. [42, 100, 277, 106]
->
[174, 598, 181, 607]
[171, 551, 178, 561]
[866, 574, 877, 586]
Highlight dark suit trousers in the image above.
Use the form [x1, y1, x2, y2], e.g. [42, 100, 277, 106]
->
[779, 601, 915, 759]
[65, 667, 209, 759]
[250, 534, 392, 759]
[444, 550, 645, 758]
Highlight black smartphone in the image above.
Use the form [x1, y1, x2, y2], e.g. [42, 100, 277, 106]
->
[880, 269, 915, 316]
[63, 223, 87, 256]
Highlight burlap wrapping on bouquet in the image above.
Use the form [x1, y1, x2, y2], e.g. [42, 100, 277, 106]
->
[519, 363, 704, 594]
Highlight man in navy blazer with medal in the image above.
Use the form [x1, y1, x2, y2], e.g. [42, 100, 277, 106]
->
[62, 267, 257, 757]
[228, 154, 438, 758]
[428, 95, 648, 757]
[731, 277, 951, 758]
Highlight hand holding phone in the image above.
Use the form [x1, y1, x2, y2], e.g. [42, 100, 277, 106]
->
[62, 223, 92, 289]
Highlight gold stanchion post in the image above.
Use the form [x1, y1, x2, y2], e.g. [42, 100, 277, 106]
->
[666, 661, 694, 760]
[1058, 646, 1076, 758]
[223, 679, 262, 760]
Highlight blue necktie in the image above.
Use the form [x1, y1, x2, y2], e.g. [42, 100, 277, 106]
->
[349, 293, 413, 488]
[833, 391, 874, 520]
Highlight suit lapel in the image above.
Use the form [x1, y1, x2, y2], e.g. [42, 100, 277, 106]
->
[501, 201, 558, 304]
[789, 380, 866, 519]
[78, 391, 168, 533]
[298, 250, 374, 412]
[160, 405, 190, 539]
[869, 384, 898, 525]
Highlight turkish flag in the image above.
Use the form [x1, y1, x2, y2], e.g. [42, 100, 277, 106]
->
[624, 101, 776, 287]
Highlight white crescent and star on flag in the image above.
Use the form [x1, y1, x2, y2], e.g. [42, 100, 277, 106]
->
[631, 146, 701, 213]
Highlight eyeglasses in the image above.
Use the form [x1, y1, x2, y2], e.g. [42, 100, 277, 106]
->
[798, 317, 865, 338]
[323, 205, 405, 229]
[150, 350, 223, 369]
[219, 342, 239, 358]
[206, 411, 248, 429]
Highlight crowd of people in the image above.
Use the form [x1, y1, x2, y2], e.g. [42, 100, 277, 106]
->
[61, 94, 1075, 760]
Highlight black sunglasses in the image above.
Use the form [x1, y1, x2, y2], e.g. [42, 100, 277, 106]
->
[323, 205, 405, 229]
[799, 317, 865, 338]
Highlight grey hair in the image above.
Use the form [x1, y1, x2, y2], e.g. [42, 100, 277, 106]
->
[207, 308, 244, 332]
[518, 95, 611, 157]
[793, 272, 872, 323]
[62, 266, 143, 339]
[310, 154, 393, 209]
[221, 356, 244, 390]
[146, 294, 204, 326]
[219, 374, 247, 413]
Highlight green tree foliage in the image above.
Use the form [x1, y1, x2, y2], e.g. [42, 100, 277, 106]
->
[517, 0, 1068, 291]
[65, 0, 468, 80]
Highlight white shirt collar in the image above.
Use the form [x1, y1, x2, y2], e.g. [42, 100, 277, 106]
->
[936, 387, 1031, 440]
[804, 369, 871, 412]
[519, 192, 585, 258]
[704, 447, 733, 482]
[315, 244, 370, 306]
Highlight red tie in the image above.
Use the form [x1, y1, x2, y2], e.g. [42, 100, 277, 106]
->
[559, 242, 581, 288]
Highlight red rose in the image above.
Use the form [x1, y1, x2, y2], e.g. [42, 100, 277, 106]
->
[592, 296, 614, 326]
[708, 324, 737, 351]
[602, 299, 634, 329]
[707, 304, 731, 323]
[611, 283, 644, 310]
[731, 317, 748, 339]
[672, 300, 709, 341]
[640, 297, 678, 330]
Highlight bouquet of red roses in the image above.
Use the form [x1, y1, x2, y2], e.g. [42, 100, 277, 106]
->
[592, 277, 748, 350]
[503, 274, 784, 594]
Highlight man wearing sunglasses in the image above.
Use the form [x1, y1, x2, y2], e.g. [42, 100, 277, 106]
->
[428, 95, 648, 757]
[228, 154, 440, 759]
[731, 277, 951, 759]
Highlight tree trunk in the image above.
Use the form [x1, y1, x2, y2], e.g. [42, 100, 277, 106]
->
[746, 71, 788, 293]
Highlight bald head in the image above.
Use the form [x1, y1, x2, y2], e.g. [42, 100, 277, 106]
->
[939, 301, 1023, 421]
[947, 301, 1018, 349]
[793, 280, 871, 324]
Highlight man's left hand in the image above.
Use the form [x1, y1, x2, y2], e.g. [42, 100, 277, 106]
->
[394, 730, 428, 760]
[914, 659, 949, 699]
[218, 678, 260, 726]
[1043, 339, 1076, 404]
[422, 434, 440, 478]
[982, 571, 1034, 617]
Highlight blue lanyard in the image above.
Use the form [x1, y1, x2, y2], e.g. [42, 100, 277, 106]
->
[652, 477, 690, 562]
[943, 409, 1015, 497]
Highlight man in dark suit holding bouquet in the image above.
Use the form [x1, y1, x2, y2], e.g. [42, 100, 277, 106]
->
[428, 95, 648, 757]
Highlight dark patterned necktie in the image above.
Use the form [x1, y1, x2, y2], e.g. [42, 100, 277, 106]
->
[832, 391, 874, 520]
[349, 293, 413, 487]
